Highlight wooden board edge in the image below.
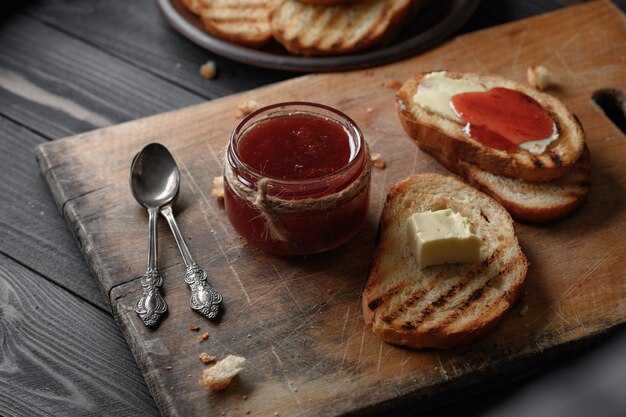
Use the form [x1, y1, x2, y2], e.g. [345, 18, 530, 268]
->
[35, 142, 68, 215]
[35, 143, 116, 310]
[109, 295, 178, 417]
[29, 71, 311, 155]
[420, 0, 619, 50]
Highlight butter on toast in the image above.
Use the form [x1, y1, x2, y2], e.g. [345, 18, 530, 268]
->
[362, 174, 528, 349]
[419, 143, 592, 223]
[396, 72, 585, 182]
[183, 0, 277, 47]
[271, 0, 413, 56]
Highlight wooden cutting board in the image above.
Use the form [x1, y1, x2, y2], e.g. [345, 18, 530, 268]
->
[37, 2, 626, 416]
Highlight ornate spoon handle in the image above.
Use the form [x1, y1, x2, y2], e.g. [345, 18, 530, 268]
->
[135, 208, 167, 326]
[161, 206, 222, 319]
[185, 265, 223, 319]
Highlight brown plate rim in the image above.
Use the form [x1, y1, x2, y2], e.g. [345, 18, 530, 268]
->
[155, 0, 481, 73]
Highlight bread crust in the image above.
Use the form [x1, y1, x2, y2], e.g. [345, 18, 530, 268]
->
[419, 143, 592, 223]
[362, 174, 528, 349]
[298, 0, 363, 4]
[396, 72, 585, 182]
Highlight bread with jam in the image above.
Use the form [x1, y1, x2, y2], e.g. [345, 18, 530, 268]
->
[396, 71, 586, 183]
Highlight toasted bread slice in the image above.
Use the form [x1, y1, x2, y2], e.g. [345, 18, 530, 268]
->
[271, 0, 413, 56]
[396, 72, 585, 182]
[299, 0, 363, 4]
[419, 143, 592, 223]
[182, 0, 203, 14]
[183, 0, 277, 47]
[362, 174, 528, 349]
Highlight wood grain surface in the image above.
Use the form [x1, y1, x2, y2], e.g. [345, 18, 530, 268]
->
[0, 14, 202, 139]
[24, 0, 292, 98]
[0, 116, 104, 308]
[0, 252, 159, 416]
[35, 1, 626, 416]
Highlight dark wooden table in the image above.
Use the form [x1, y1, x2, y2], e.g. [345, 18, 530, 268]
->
[2, 1, 626, 416]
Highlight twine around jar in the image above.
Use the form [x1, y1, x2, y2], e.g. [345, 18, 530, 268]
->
[224, 153, 371, 242]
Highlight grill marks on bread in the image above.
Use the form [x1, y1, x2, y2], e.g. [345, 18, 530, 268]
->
[362, 174, 528, 349]
[183, 0, 416, 54]
[271, 0, 412, 55]
[184, 0, 277, 47]
[377, 249, 507, 336]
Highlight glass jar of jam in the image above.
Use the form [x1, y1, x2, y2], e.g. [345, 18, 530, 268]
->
[224, 102, 370, 256]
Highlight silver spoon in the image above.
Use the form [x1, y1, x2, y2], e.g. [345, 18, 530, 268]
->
[142, 143, 223, 319]
[130, 144, 170, 327]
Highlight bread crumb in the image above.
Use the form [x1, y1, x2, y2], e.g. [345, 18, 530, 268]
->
[199, 355, 246, 391]
[384, 79, 403, 90]
[200, 60, 217, 79]
[274, 412, 279, 416]
[199, 352, 217, 364]
[370, 152, 386, 169]
[198, 332, 209, 342]
[236, 100, 260, 118]
[188, 322, 200, 331]
[527, 65, 552, 91]
[519, 304, 529, 317]
[212, 176, 224, 200]
[242, 395, 248, 400]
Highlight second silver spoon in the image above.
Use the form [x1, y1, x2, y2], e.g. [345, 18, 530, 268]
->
[152, 145, 223, 319]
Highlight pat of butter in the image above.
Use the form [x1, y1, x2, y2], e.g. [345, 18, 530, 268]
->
[407, 209, 482, 269]
[414, 71, 486, 121]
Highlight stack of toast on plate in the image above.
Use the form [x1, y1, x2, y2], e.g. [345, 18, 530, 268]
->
[182, 0, 422, 55]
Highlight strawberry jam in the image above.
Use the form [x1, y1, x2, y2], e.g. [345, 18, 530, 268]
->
[451, 87, 554, 151]
[236, 113, 352, 181]
[224, 102, 370, 256]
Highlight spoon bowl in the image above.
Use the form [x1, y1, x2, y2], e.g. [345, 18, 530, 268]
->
[130, 143, 180, 210]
